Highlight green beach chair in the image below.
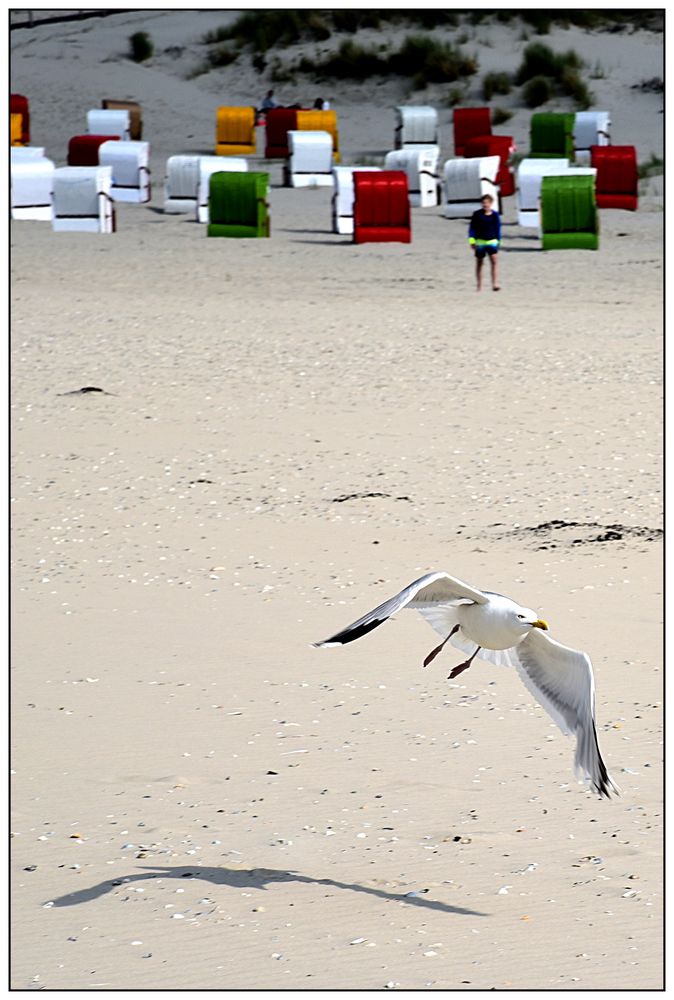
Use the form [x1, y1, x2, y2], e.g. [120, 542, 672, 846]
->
[207, 171, 270, 238]
[529, 113, 575, 159]
[540, 174, 599, 250]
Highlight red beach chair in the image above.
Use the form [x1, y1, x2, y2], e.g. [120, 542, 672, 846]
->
[463, 134, 515, 197]
[453, 107, 491, 156]
[591, 145, 638, 211]
[67, 135, 119, 166]
[264, 108, 298, 158]
[10, 93, 30, 145]
[353, 170, 411, 244]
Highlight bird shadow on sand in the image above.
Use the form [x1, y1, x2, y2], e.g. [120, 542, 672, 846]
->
[46, 864, 487, 918]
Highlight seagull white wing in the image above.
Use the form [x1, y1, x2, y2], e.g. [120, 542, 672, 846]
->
[313, 571, 487, 648]
[511, 627, 619, 798]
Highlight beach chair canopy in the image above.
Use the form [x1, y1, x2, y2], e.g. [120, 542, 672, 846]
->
[442, 155, 500, 218]
[286, 130, 334, 187]
[102, 99, 142, 140]
[384, 146, 440, 207]
[11, 155, 55, 221]
[463, 134, 515, 196]
[10, 113, 23, 146]
[10, 93, 30, 144]
[352, 170, 411, 244]
[52, 165, 115, 232]
[87, 109, 130, 140]
[395, 106, 438, 149]
[264, 108, 298, 158]
[332, 165, 381, 235]
[529, 113, 575, 159]
[296, 109, 340, 161]
[215, 106, 256, 156]
[516, 158, 597, 227]
[197, 155, 248, 221]
[591, 145, 638, 211]
[11, 146, 45, 161]
[207, 171, 270, 237]
[453, 107, 491, 156]
[573, 111, 610, 164]
[540, 173, 598, 250]
[99, 140, 151, 203]
[68, 134, 119, 166]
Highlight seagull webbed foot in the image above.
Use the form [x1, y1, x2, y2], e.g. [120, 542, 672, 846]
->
[448, 645, 481, 680]
[448, 660, 472, 679]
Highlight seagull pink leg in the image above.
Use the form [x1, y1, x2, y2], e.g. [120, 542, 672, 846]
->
[423, 624, 460, 668]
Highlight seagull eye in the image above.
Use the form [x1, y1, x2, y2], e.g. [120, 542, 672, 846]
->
[517, 614, 525, 620]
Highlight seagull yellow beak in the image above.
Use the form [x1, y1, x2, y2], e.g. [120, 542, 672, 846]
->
[532, 619, 549, 631]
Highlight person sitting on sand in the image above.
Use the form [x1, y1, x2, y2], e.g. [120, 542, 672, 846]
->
[468, 194, 501, 292]
[260, 89, 278, 111]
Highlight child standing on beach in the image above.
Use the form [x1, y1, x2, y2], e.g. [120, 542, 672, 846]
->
[468, 194, 501, 291]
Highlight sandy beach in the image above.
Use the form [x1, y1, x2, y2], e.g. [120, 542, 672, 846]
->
[10, 10, 663, 990]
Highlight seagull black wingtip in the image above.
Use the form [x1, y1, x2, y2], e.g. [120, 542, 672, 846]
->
[314, 618, 384, 648]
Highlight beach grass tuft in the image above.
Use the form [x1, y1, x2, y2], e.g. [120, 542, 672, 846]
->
[638, 153, 664, 178]
[290, 34, 477, 86]
[128, 31, 153, 63]
[517, 43, 592, 109]
[482, 71, 512, 102]
[522, 75, 554, 108]
[492, 106, 513, 126]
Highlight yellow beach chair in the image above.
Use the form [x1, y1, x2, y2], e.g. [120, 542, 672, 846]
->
[10, 113, 23, 146]
[215, 106, 256, 156]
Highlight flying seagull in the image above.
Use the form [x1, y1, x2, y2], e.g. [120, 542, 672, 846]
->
[313, 571, 618, 798]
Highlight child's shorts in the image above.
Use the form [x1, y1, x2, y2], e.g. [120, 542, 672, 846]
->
[474, 245, 499, 258]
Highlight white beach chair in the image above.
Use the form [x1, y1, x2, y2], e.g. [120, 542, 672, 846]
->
[164, 155, 201, 214]
[99, 140, 151, 202]
[285, 130, 334, 187]
[331, 165, 381, 235]
[86, 108, 130, 140]
[384, 146, 440, 207]
[11, 156, 55, 221]
[573, 111, 611, 166]
[516, 159, 597, 228]
[52, 166, 115, 233]
[394, 106, 438, 150]
[196, 155, 248, 223]
[442, 156, 500, 218]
